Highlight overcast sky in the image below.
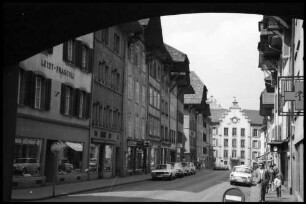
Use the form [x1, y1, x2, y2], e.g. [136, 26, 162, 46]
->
[161, 13, 265, 110]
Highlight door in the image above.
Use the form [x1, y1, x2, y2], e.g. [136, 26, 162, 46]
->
[45, 140, 57, 183]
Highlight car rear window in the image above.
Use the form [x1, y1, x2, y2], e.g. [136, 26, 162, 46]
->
[156, 165, 167, 169]
[234, 167, 251, 174]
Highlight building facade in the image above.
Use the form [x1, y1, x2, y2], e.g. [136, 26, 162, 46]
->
[257, 16, 304, 201]
[14, 34, 93, 188]
[211, 99, 264, 170]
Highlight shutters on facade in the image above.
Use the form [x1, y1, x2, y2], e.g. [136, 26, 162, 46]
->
[60, 83, 66, 114]
[45, 78, 52, 111]
[40, 77, 46, 110]
[69, 88, 75, 116]
[85, 92, 91, 119]
[74, 89, 80, 117]
[27, 71, 36, 108]
[63, 42, 68, 62]
[88, 48, 94, 72]
[75, 40, 83, 68]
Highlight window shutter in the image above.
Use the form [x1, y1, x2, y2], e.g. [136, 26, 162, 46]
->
[75, 40, 82, 68]
[74, 89, 80, 117]
[27, 71, 36, 108]
[85, 92, 91, 119]
[258, 141, 261, 149]
[44, 78, 52, 111]
[69, 88, 75, 116]
[60, 83, 66, 114]
[63, 42, 68, 61]
[88, 48, 94, 72]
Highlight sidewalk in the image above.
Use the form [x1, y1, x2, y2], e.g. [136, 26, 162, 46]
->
[249, 184, 298, 202]
[11, 173, 151, 201]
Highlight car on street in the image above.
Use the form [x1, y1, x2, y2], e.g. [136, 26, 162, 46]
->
[151, 164, 176, 180]
[230, 165, 253, 187]
[181, 162, 192, 176]
[168, 162, 185, 178]
[13, 158, 40, 175]
[189, 162, 196, 175]
[59, 158, 74, 173]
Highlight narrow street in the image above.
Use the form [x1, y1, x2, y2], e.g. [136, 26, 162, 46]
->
[37, 170, 252, 202]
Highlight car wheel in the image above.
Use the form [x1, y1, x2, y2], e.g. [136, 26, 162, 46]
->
[230, 181, 233, 185]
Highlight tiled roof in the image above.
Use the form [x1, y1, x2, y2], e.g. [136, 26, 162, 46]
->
[210, 108, 263, 125]
[243, 109, 264, 125]
[164, 43, 188, 63]
[184, 71, 205, 104]
[210, 109, 228, 123]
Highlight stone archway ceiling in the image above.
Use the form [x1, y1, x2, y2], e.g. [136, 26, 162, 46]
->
[4, 2, 304, 69]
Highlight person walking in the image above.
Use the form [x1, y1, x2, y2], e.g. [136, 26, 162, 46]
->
[254, 162, 271, 202]
[274, 173, 282, 201]
[272, 164, 280, 191]
[267, 164, 274, 193]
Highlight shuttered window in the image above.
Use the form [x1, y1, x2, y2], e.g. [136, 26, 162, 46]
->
[17, 68, 51, 111]
[60, 84, 90, 119]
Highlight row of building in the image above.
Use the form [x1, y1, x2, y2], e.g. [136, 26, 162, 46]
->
[256, 16, 304, 201]
[13, 17, 214, 188]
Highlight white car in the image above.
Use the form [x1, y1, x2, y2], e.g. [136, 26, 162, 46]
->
[230, 165, 253, 187]
[151, 164, 176, 180]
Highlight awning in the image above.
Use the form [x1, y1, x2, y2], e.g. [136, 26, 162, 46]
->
[256, 151, 271, 159]
[66, 142, 83, 152]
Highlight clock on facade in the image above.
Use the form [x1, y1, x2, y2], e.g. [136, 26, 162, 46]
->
[231, 117, 238, 123]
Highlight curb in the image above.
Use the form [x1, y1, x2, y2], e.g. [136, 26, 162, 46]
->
[11, 177, 151, 202]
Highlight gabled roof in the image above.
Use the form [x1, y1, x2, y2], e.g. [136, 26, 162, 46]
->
[164, 43, 189, 63]
[210, 109, 228, 123]
[184, 71, 205, 104]
[243, 109, 264, 126]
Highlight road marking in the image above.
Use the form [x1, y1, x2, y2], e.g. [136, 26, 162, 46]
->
[199, 182, 227, 201]
[225, 195, 242, 201]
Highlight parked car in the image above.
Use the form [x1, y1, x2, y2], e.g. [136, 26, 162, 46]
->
[230, 165, 253, 187]
[151, 164, 176, 180]
[181, 162, 191, 176]
[59, 158, 74, 173]
[168, 162, 185, 178]
[189, 162, 196, 175]
[13, 158, 40, 175]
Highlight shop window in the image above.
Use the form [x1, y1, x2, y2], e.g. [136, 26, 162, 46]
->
[89, 144, 99, 172]
[104, 145, 112, 172]
[58, 141, 83, 174]
[13, 137, 42, 177]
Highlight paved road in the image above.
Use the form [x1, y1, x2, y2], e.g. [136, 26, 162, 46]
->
[37, 170, 252, 202]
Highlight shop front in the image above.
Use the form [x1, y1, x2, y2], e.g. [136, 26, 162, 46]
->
[127, 140, 145, 175]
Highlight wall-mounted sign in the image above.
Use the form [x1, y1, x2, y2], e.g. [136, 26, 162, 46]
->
[41, 59, 75, 79]
[278, 76, 304, 116]
[128, 141, 137, 147]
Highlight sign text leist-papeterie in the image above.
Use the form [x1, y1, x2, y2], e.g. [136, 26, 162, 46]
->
[41, 59, 75, 79]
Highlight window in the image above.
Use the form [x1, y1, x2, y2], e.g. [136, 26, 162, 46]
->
[135, 81, 140, 103]
[67, 40, 74, 62]
[224, 139, 228, 147]
[149, 87, 153, 105]
[253, 140, 259, 148]
[203, 122, 206, 128]
[203, 147, 207, 154]
[203, 133, 207, 142]
[232, 150, 237, 158]
[212, 127, 217, 135]
[128, 76, 133, 100]
[58, 141, 84, 174]
[142, 86, 146, 106]
[113, 33, 120, 54]
[241, 128, 245, 136]
[252, 151, 258, 160]
[128, 44, 132, 61]
[60, 84, 90, 118]
[241, 151, 245, 159]
[241, 139, 245, 148]
[34, 77, 42, 109]
[224, 128, 228, 136]
[224, 150, 228, 158]
[81, 46, 88, 69]
[232, 128, 237, 136]
[213, 138, 218, 147]
[224, 161, 228, 165]
[17, 70, 52, 110]
[214, 150, 218, 157]
[232, 139, 237, 148]
[253, 129, 258, 137]
[13, 137, 42, 177]
[101, 28, 109, 45]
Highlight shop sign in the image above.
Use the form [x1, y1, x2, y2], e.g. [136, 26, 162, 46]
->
[170, 144, 176, 149]
[137, 140, 144, 147]
[15, 138, 40, 145]
[278, 76, 304, 116]
[128, 141, 137, 147]
[41, 59, 75, 79]
[144, 141, 150, 147]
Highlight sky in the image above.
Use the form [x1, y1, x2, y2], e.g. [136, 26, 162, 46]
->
[161, 13, 266, 110]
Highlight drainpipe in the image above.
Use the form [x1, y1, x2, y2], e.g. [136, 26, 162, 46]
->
[289, 18, 295, 195]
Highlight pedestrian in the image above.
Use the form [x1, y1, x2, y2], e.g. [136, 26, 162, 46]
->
[274, 173, 282, 201]
[267, 164, 274, 193]
[254, 162, 270, 202]
[272, 164, 279, 191]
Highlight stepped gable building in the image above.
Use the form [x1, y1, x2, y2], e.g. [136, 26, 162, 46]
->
[210, 98, 264, 170]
